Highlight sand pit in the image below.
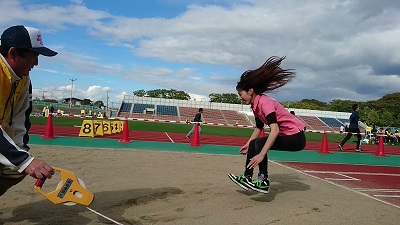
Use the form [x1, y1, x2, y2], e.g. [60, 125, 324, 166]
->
[1, 145, 399, 225]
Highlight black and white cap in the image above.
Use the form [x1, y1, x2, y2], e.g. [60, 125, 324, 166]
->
[1, 25, 57, 57]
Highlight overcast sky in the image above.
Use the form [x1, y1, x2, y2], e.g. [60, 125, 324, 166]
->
[1, 0, 400, 106]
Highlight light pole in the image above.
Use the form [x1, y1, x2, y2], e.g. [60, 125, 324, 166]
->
[42, 90, 47, 100]
[106, 89, 111, 110]
[70, 78, 77, 107]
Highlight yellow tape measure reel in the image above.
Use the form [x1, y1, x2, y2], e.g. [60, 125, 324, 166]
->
[34, 167, 94, 206]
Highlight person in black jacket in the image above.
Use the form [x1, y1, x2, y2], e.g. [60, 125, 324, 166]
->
[339, 104, 362, 152]
[186, 108, 203, 139]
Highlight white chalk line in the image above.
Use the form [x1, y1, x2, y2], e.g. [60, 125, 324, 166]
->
[270, 160, 400, 209]
[164, 132, 174, 143]
[303, 170, 400, 176]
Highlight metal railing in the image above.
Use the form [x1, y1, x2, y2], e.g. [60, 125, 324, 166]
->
[33, 101, 99, 110]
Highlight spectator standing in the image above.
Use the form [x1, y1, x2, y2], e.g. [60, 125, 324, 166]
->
[186, 108, 203, 139]
[338, 104, 362, 152]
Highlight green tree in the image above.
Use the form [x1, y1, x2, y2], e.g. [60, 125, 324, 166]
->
[376, 93, 400, 118]
[327, 99, 355, 112]
[380, 111, 393, 127]
[133, 89, 146, 97]
[93, 100, 104, 108]
[358, 106, 370, 123]
[81, 98, 92, 105]
[43, 99, 58, 103]
[367, 109, 379, 126]
[396, 114, 400, 127]
[132, 89, 190, 100]
[209, 93, 241, 104]
[165, 89, 190, 100]
[287, 99, 328, 110]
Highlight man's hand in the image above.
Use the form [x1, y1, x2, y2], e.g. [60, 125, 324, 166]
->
[24, 158, 54, 179]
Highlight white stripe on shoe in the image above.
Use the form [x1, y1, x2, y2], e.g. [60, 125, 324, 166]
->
[227, 173, 249, 191]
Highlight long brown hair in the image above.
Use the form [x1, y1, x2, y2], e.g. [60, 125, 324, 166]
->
[236, 56, 296, 94]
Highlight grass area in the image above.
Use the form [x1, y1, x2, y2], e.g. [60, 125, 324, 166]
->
[30, 116, 349, 143]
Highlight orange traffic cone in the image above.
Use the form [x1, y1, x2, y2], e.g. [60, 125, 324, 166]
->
[374, 136, 386, 157]
[189, 123, 201, 146]
[43, 114, 55, 139]
[119, 118, 131, 143]
[260, 129, 265, 137]
[318, 132, 330, 154]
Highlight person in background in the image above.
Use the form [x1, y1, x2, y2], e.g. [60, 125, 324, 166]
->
[384, 128, 395, 145]
[338, 104, 362, 152]
[371, 125, 377, 134]
[186, 108, 203, 139]
[0, 25, 56, 196]
[370, 124, 378, 144]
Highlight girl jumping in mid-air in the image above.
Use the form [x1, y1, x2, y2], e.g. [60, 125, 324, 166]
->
[228, 56, 306, 194]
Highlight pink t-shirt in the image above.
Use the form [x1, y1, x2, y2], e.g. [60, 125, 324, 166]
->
[252, 95, 305, 136]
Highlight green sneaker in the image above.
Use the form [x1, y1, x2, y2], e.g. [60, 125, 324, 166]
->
[248, 175, 270, 194]
[227, 173, 252, 191]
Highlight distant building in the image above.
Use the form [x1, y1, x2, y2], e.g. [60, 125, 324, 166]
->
[63, 97, 83, 106]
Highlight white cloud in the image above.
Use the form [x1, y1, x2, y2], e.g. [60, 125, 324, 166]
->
[5, 0, 400, 103]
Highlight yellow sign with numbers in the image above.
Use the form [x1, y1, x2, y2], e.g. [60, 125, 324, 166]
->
[79, 120, 95, 137]
[93, 120, 104, 136]
[111, 121, 119, 134]
[102, 120, 111, 135]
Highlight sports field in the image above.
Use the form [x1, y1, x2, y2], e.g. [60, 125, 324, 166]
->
[1, 119, 399, 224]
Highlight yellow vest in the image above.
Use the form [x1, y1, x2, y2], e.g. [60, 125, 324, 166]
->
[0, 57, 28, 125]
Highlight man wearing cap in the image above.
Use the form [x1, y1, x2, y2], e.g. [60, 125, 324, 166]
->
[0, 25, 57, 196]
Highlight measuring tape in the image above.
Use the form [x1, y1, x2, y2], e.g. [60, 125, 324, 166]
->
[34, 167, 123, 224]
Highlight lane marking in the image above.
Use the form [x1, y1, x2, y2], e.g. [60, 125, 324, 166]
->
[324, 173, 359, 181]
[373, 195, 400, 198]
[303, 170, 400, 176]
[165, 132, 174, 143]
[271, 161, 400, 209]
[325, 178, 357, 181]
[354, 188, 400, 192]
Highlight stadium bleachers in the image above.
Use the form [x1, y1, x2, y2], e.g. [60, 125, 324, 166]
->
[337, 118, 350, 125]
[221, 109, 253, 126]
[319, 117, 343, 127]
[180, 107, 226, 124]
[132, 104, 155, 113]
[120, 102, 132, 113]
[298, 115, 334, 131]
[117, 101, 353, 132]
[156, 105, 178, 116]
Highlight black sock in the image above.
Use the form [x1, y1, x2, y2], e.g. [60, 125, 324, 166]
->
[244, 170, 253, 179]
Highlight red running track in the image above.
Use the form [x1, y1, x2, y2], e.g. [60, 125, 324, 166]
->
[281, 162, 400, 208]
[29, 124, 400, 155]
